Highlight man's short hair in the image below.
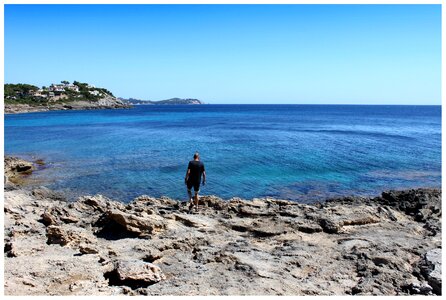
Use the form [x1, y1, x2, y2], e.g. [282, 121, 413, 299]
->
[193, 152, 199, 159]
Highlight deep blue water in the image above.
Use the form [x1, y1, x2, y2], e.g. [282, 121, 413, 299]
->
[4, 105, 441, 203]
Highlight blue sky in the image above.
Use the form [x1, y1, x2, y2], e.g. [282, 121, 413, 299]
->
[4, 4, 441, 104]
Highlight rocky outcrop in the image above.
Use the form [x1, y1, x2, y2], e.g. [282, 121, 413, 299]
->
[103, 209, 166, 236]
[106, 260, 166, 288]
[4, 187, 442, 296]
[4, 96, 131, 114]
[417, 248, 442, 294]
[4, 156, 35, 186]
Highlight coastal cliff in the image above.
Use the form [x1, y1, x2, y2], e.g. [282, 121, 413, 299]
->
[4, 157, 442, 295]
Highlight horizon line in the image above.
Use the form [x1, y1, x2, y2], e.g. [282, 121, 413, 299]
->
[144, 103, 441, 106]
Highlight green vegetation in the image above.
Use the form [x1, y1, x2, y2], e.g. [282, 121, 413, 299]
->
[4, 84, 44, 106]
[4, 83, 39, 96]
[4, 81, 114, 106]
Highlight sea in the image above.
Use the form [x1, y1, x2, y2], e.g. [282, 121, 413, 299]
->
[4, 104, 441, 203]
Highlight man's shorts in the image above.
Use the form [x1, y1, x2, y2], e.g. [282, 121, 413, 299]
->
[187, 181, 200, 192]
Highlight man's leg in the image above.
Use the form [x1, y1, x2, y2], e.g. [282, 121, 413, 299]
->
[194, 191, 199, 210]
[187, 182, 194, 211]
[187, 188, 193, 202]
[186, 181, 193, 202]
[194, 182, 200, 210]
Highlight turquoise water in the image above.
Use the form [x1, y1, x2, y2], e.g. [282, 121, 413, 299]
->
[4, 105, 441, 203]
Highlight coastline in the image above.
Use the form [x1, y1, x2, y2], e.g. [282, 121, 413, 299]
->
[4, 97, 206, 114]
[4, 97, 132, 114]
[3, 157, 442, 295]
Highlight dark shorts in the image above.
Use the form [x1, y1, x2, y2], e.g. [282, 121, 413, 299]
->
[187, 181, 200, 192]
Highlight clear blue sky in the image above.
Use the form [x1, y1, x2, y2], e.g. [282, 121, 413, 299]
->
[5, 4, 441, 104]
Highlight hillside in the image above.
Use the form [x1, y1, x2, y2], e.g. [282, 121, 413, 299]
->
[4, 81, 130, 114]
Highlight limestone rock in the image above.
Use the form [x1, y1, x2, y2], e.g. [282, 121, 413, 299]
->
[46, 225, 96, 247]
[4, 187, 442, 296]
[77, 195, 110, 212]
[41, 211, 57, 226]
[4, 156, 34, 184]
[320, 218, 342, 233]
[4, 156, 34, 173]
[105, 209, 166, 235]
[419, 248, 442, 295]
[173, 213, 218, 229]
[79, 243, 99, 255]
[113, 260, 166, 285]
[32, 187, 66, 202]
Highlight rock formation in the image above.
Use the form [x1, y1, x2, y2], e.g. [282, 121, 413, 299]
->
[3, 182, 442, 295]
[4, 156, 35, 186]
[4, 95, 130, 114]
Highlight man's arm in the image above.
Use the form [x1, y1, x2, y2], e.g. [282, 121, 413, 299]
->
[185, 168, 190, 184]
[202, 170, 206, 185]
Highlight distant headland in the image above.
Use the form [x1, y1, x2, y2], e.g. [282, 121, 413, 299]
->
[4, 82, 204, 114]
[118, 97, 205, 105]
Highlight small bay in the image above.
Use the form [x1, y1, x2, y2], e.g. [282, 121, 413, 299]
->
[4, 104, 441, 203]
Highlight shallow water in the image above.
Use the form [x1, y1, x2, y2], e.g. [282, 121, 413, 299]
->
[4, 104, 441, 203]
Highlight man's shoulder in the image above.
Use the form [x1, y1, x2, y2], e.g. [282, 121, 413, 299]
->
[189, 160, 204, 167]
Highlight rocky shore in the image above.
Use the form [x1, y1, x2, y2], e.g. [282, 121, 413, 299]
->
[4, 96, 131, 114]
[3, 157, 442, 295]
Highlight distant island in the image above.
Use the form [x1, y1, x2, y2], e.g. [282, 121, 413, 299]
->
[4, 81, 130, 114]
[119, 97, 204, 105]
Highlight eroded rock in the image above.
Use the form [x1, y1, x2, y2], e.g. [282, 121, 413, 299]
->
[102, 209, 166, 236]
[419, 248, 442, 295]
[4, 156, 34, 185]
[4, 187, 442, 296]
[46, 225, 96, 247]
[106, 260, 166, 288]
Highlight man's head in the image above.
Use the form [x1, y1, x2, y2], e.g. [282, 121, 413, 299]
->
[193, 152, 200, 160]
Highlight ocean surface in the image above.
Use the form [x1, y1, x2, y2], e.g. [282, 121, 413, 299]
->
[4, 105, 441, 203]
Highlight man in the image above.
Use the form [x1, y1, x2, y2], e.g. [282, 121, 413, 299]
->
[185, 152, 206, 211]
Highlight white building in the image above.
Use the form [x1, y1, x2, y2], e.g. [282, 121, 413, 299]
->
[49, 84, 65, 92]
[67, 84, 80, 92]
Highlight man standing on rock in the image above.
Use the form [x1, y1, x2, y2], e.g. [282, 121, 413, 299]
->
[185, 152, 206, 211]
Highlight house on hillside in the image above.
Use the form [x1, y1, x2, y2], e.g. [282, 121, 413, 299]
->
[32, 90, 47, 98]
[66, 84, 80, 92]
[49, 84, 65, 92]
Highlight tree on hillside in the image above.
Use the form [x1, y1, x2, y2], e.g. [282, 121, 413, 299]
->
[4, 84, 39, 97]
[61, 80, 70, 84]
